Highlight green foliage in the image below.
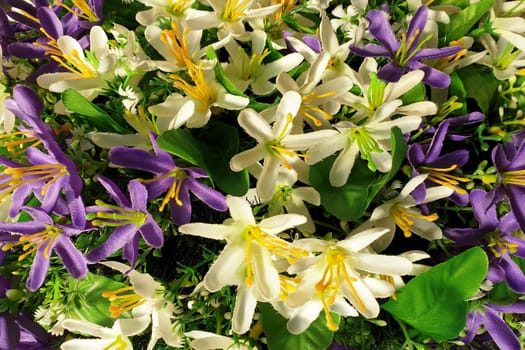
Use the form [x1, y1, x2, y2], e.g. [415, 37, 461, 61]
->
[443, 0, 494, 42]
[309, 127, 406, 222]
[259, 303, 339, 350]
[456, 65, 499, 115]
[158, 122, 249, 195]
[382, 247, 488, 342]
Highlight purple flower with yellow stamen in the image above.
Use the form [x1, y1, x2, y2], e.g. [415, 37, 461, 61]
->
[446, 190, 525, 293]
[0, 207, 90, 291]
[350, 6, 462, 88]
[85, 176, 163, 267]
[109, 135, 227, 226]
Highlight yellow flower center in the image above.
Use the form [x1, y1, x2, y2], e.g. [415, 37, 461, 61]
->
[244, 225, 307, 286]
[159, 22, 192, 68]
[0, 163, 68, 201]
[240, 48, 271, 80]
[394, 29, 433, 67]
[502, 169, 525, 186]
[102, 286, 147, 318]
[268, 113, 307, 169]
[171, 62, 217, 112]
[103, 335, 128, 350]
[279, 275, 301, 301]
[54, 0, 99, 22]
[223, 0, 250, 22]
[0, 131, 41, 156]
[168, 0, 193, 16]
[2, 224, 61, 260]
[139, 168, 188, 212]
[390, 204, 439, 238]
[50, 47, 97, 79]
[484, 231, 519, 258]
[300, 91, 336, 127]
[418, 164, 469, 195]
[315, 248, 365, 331]
[91, 199, 148, 228]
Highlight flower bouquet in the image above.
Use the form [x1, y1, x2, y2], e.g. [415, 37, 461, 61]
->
[2, 0, 525, 349]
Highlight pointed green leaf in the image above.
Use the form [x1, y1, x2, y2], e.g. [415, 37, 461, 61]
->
[444, 0, 493, 42]
[456, 65, 498, 115]
[157, 128, 207, 167]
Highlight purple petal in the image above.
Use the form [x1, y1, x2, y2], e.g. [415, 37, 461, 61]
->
[0, 312, 20, 350]
[37, 7, 62, 39]
[7, 42, 45, 58]
[27, 249, 50, 291]
[483, 306, 521, 350]
[170, 186, 191, 226]
[54, 237, 87, 279]
[461, 311, 482, 344]
[96, 175, 129, 207]
[188, 179, 227, 212]
[0, 9, 14, 39]
[12, 85, 44, 118]
[350, 43, 391, 58]
[413, 46, 462, 60]
[377, 61, 406, 82]
[470, 190, 498, 229]
[365, 10, 398, 52]
[431, 150, 469, 168]
[491, 300, 525, 314]
[448, 112, 485, 126]
[406, 6, 427, 43]
[406, 61, 450, 88]
[8, 185, 32, 218]
[500, 254, 525, 293]
[487, 263, 505, 283]
[85, 225, 137, 263]
[64, 186, 86, 229]
[128, 180, 147, 212]
[507, 187, 525, 232]
[109, 147, 173, 174]
[123, 234, 139, 268]
[424, 121, 450, 161]
[139, 216, 164, 248]
[0, 222, 47, 235]
[303, 35, 322, 53]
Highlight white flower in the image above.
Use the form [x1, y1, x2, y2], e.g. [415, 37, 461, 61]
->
[356, 175, 454, 252]
[37, 26, 115, 101]
[118, 85, 142, 112]
[284, 228, 413, 333]
[477, 33, 525, 80]
[179, 195, 308, 334]
[101, 261, 184, 350]
[222, 29, 304, 95]
[230, 91, 337, 201]
[307, 99, 423, 187]
[185, 330, 254, 350]
[134, 0, 198, 25]
[60, 316, 150, 350]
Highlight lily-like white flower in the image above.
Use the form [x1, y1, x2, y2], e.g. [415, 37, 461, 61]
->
[185, 330, 253, 350]
[222, 29, 304, 95]
[60, 316, 150, 350]
[285, 228, 413, 333]
[356, 174, 454, 252]
[179, 195, 308, 334]
[307, 99, 423, 187]
[100, 261, 183, 350]
[184, 0, 281, 36]
[275, 51, 353, 130]
[478, 34, 525, 80]
[135, 0, 198, 25]
[230, 91, 337, 201]
[36, 26, 115, 101]
[330, 2, 367, 40]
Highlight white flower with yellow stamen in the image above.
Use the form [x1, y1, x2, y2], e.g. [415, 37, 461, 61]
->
[184, 0, 281, 37]
[135, 0, 198, 25]
[60, 316, 150, 350]
[356, 174, 453, 252]
[179, 195, 308, 334]
[222, 29, 303, 95]
[36, 26, 115, 101]
[100, 261, 183, 350]
[284, 228, 413, 334]
[275, 51, 353, 130]
[230, 91, 337, 201]
[477, 34, 525, 80]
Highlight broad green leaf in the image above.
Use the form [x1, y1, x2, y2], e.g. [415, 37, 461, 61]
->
[399, 83, 426, 105]
[157, 128, 207, 167]
[444, 0, 493, 42]
[260, 303, 338, 350]
[382, 247, 488, 341]
[67, 272, 125, 327]
[456, 65, 498, 115]
[310, 127, 406, 222]
[61, 89, 129, 134]
[196, 122, 249, 196]
[448, 70, 468, 116]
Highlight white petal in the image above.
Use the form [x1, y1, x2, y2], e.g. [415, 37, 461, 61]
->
[61, 319, 108, 338]
[227, 196, 256, 225]
[90, 26, 109, 58]
[306, 134, 346, 165]
[410, 217, 443, 241]
[204, 244, 245, 292]
[421, 186, 454, 203]
[238, 109, 273, 142]
[329, 141, 359, 187]
[232, 285, 257, 334]
[273, 91, 303, 135]
[230, 145, 265, 172]
[116, 316, 151, 336]
[351, 253, 413, 275]
[362, 277, 395, 298]
[259, 214, 306, 234]
[283, 129, 339, 150]
[178, 223, 231, 240]
[341, 275, 379, 318]
[396, 101, 437, 116]
[256, 156, 280, 202]
[61, 339, 117, 350]
[340, 227, 390, 252]
[186, 331, 234, 350]
[251, 243, 280, 300]
[399, 174, 429, 197]
[287, 300, 323, 335]
[383, 70, 424, 101]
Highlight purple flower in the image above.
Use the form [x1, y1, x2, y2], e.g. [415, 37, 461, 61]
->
[350, 6, 462, 88]
[462, 301, 525, 349]
[109, 135, 227, 226]
[489, 132, 525, 233]
[85, 176, 164, 267]
[0, 207, 90, 291]
[446, 190, 525, 293]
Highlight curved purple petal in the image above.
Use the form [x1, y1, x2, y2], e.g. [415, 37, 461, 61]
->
[448, 112, 485, 126]
[500, 254, 525, 293]
[139, 216, 164, 248]
[188, 179, 227, 212]
[7, 42, 45, 58]
[461, 311, 482, 344]
[431, 150, 470, 168]
[491, 300, 525, 314]
[64, 186, 87, 229]
[303, 35, 322, 53]
[406, 61, 450, 88]
[27, 249, 50, 291]
[365, 10, 398, 52]
[377, 61, 406, 82]
[413, 46, 462, 60]
[350, 43, 391, 58]
[507, 187, 525, 232]
[128, 180, 148, 212]
[85, 224, 137, 263]
[425, 120, 450, 161]
[8, 185, 32, 218]
[0, 312, 20, 350]
[123, 234, 139, 268]
[170, 186, 191, 226]
[0, 221, 47, 234]
[12, 85, 44, 119]
[37, 7, 63, 39]
[109, 147, 173, 174]
[406, 6, 427, 44]
[54, 237, 87, 279]
[483, 306, 521, 350]
[96, 175, 129, 207]
[487, 263, 505, 283]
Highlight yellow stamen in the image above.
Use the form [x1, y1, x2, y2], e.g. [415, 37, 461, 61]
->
[138, 168, 188, 211]
[419, 164, 469, 195]
[502, 169, 525, 186]
[170, 61, 217, 111]
[159, 22, 191, 68]
[33, 27, 63, 58]
[315, 248, 365, 331]
[223, 0, 251, 22]
[300, 91, 336, 126]
[54, 0, 99, 22]
[0, 163, 68, 201]
[168, 0, 193, 16]
[102, 286, 147, 318]
[124, 106, 158, 136]
[390, 204, 439, 238]
[50, 48, 97, 79]
[0, 131, 41, 155]
[485, 231, 519, 258]
[2, 225, 61, 260]
[244, 225, 308, 287]
[267, 113, 307, 168]
[103, 335, 128, 350]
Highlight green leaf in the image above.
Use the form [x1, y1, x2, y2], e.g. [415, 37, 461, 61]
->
[67, 272, 126, 327]
[456, 65, 498, 115]
[309, 127, 406, 222]
[448, 71, 468, 115]
[431, 0, 469, 8]
[157, 128, 207, 167]
[399, 83, 426, 105]
[488, 281, 519, 306]
[206, 47, 247, 97]
[196, 122, 249, 196]
[260, 303, 338, 350]
[444, 0, 493, 42]
[382, 247, 488, 341]
[61, 89, 129, 134]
